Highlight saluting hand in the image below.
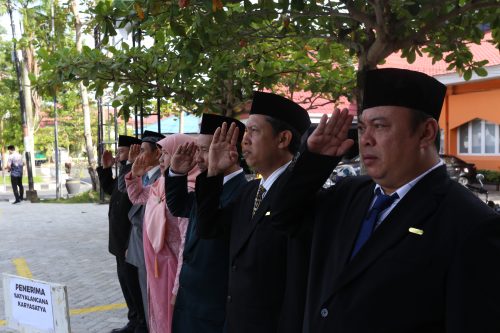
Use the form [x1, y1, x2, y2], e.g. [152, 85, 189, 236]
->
[128, 144, 141, 163]
[131, 154, 152, 177]
[102, 150, 114, 169]
[171, 142, 197, 175]
[207, 122, 239, 177]
[307, 108, 354, 157]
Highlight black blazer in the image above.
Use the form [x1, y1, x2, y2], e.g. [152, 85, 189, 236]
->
[166, 171, 247, 331]
[96, 163, 133, 258]
[196, 171, 311, 333]
[272, 148, 500, 333]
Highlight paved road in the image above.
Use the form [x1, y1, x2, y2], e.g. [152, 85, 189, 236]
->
[0, 202, 128, 333]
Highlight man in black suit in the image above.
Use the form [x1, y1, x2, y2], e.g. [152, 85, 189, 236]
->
[166, 113, 247, 333]
[272, 68, 500, 333]
[196, 92, 312, 333]
[97, 135, 147, 333]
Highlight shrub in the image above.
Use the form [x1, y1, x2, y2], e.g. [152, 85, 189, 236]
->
[478, 170, 500, 184]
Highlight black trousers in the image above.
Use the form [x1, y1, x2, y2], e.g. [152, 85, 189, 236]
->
[116, 256, 148, 332]
[11, 176, 23, 201]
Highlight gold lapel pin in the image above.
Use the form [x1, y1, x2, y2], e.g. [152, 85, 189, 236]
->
[409, 227, 424, 236]
[265, 211, 271, 216]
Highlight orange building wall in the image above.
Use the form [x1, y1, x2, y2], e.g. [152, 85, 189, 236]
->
[447, 129, 458, 155]
[448, 89, 500, 129]
[439, 79, 500, 171]
[462, 156, 500, 172]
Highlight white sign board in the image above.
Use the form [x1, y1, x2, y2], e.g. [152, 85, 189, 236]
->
[2, 274, 70, 333]
[11, 277, 54, 330]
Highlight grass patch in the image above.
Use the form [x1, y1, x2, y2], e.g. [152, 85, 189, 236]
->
[0, 175, 44, 184]
[40, 190, 104, 204]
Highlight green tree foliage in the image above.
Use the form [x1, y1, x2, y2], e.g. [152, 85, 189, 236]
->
[0, 0, 99, 159]
[35, 85, 98, 158]
[37, 0, 500, 116]
[0, 36, 23, 150]
[38, 0, 357, 117]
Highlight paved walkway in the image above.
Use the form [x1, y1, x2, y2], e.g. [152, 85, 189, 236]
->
[0, 202, 128, 333]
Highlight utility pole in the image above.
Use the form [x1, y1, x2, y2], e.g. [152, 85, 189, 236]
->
[7, 0, 37, 201]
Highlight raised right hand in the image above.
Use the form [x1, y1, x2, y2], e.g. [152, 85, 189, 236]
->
[102, 150, 114, 168]
[207, 122, 239, 177]
[128, 144, 141, 163]
[131, 154, 152, 177]
[171, 142, 197, 174]
[307, 108, 354, 157]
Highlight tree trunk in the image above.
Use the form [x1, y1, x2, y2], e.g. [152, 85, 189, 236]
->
[70, 0, 98, 190]
[20, 52, 36, 176]
[18, 5, 45, 177]
[27, 43, 42, 132]
[81, 81, 98, 190]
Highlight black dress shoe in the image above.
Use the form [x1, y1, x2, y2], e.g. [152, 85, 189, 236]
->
[12, 200, 21, 204]
[110, 323, 135, 333]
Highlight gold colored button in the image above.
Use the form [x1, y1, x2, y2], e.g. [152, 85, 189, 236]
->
[409, 227, 424, 235]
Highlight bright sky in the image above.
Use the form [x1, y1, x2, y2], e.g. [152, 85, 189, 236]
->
[0, 13, 21, 39]
[0, 11, 150, 49]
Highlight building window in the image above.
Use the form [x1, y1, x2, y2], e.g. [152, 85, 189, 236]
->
[459, 125, 469, 154]
[485, 122, 496, 154]
[458, 119, 500, 155]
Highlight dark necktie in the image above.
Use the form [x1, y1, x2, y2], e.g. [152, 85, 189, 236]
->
[351, 188, 399, 258]
[252, 184, 266, 217]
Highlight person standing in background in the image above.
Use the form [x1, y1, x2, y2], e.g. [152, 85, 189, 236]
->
[5, 145, 24, 204]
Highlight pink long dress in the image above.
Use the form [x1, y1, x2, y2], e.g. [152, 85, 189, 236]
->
[125, 134, 199, 333]
[126, 174, 187, 333]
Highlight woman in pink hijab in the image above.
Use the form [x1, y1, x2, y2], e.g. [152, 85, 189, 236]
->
[126, 133, 200, 333]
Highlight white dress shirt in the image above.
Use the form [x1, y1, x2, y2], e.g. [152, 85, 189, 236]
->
[258, 160, 292, 199]
[373, 161, 444, 228]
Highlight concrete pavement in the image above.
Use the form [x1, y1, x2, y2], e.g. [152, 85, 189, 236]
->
[0, 202, 128, 333]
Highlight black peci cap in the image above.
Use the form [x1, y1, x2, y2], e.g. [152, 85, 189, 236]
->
[250, 91, 311, 135]
[200, 113, 246, 143]
[141, 130, 165, 144]
[118, 135, 142, 147]
[362, 68, 447, 120]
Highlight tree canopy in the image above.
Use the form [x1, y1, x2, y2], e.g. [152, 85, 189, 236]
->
[30, 0, 500, 117]
[0, 0, 99, 157]
[0, 37, 23, 150]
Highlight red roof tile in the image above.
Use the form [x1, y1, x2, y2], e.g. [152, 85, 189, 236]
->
[380, 32, 499, 75]
[288, 32, 498, 115]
